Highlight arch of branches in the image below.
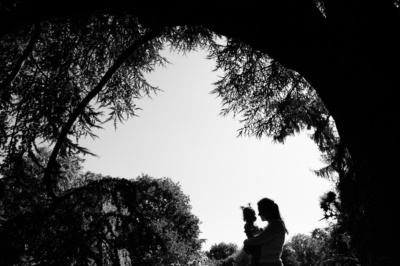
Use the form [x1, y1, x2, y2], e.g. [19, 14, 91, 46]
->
[2, 1, 400, 265]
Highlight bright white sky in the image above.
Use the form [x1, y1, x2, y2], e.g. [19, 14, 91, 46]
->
[80, 48, 333, 251]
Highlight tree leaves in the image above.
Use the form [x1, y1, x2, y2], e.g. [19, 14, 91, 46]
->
[282, 227, 360, 266]
[0, 150, 204, 265]
[0, 13, 216, 198]
[0, 15, 165, 165]
[209, 38, 332, 144]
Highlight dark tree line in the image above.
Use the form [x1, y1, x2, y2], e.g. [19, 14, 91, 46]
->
[0, 148, 203, 265]
[281, 227, 359, 266]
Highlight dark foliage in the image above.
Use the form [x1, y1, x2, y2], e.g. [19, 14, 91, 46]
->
[0, 12, 216, 200]
[0, 149, 203, 265]
[206, 242, 238, 261]
[282, 227, 359, 266]
[209, 36, 365, 263]
[209, 38, 332, 144]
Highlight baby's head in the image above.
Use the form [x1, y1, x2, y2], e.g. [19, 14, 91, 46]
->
[241, 204, 257, 223]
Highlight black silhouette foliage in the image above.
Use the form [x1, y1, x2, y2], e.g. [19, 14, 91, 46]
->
[281, 227, 359, 266]
[0, 150, 203, 265]
[0, 12, 216, 199]
[206, 242, 238, 261]
[209, 37, 363, 263]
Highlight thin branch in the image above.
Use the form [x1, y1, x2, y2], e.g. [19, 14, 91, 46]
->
[27, 147, 45, 169]
[30, 54, 50, 82]
[0, 24, 41, 90]
[43, 28, 163, 200]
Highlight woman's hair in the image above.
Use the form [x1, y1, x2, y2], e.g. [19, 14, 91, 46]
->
[241, 204, 257, 223]
[257, 198, 288, 234]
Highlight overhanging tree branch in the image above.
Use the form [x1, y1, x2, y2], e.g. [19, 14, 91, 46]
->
[43, 28, 163, 200]
[0, 24, 41, 91]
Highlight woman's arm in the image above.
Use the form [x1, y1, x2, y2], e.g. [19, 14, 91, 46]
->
[244, 221, 282, 246]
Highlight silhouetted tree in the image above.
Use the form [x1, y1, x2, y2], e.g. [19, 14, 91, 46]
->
[229, 249, 251, 266]
[0, 11, 214, 202]
[282, 227, 359, 266]
[132, 175, 204, 265]
[0, 149, 203, 265]
[206, 242, 238, 261]
[281, 244, 299, 266]
[289, 234, 321, 266]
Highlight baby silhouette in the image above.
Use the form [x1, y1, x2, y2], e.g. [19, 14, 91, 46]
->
[241, 205, 262, 266]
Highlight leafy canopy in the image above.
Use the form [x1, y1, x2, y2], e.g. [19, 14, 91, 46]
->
[0, 14, 213, 158]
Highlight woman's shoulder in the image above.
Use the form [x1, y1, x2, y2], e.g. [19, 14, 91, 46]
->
[267, 219, 286, 231]
[270, 219, 284, 224]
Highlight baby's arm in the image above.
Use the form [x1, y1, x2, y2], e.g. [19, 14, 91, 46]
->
[244, 223, 254, 238]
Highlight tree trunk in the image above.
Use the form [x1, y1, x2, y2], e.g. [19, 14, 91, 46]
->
[1, 1, 400, 264]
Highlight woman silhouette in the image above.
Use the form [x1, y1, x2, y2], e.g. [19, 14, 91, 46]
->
[243, 198, 288, 266]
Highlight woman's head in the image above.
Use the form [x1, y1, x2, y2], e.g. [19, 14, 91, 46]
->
[257, 198, 282, 222]
[257, 198, 288, 234]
